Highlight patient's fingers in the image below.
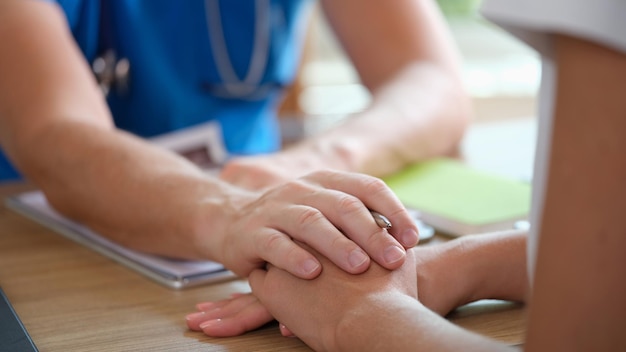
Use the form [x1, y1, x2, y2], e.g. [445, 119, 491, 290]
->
[185, 293, 273, 337]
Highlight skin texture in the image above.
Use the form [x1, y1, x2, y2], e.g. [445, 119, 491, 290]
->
[249, 242, 510, 352]
[187, 34, 626, 351]
[187, 230, 528, 338]
[0, 0, 468, 280]
[524, 34, 626, 352]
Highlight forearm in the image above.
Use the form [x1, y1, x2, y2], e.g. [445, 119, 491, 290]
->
[0, 1, 248, 261]
[422, 230, 529, 315]
[302, 63, 471, 177]
[336, 292, 512, 352]
[459, 230, 529, 304]
[221, 0, 471, 182]
[12, 119, 249, 260]
[303, 0, 471, 177]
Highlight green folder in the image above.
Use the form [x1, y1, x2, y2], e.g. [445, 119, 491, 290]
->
[383, 158, 531, 236]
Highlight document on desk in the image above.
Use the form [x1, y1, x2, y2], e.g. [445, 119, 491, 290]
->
[5, 191, 236, 289]
[383, 158, 531, 237]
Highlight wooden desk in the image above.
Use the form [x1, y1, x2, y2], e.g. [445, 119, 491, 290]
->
[0, 182, 526, 351]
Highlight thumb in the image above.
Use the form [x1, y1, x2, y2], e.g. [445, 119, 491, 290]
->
[248, 268, 268, 297]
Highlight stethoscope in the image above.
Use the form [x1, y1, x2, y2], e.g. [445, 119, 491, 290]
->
[92, 49, 130, 97]
[92, 0, 276, 100]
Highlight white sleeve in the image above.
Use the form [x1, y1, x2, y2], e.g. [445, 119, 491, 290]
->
[480, 0, 626, 56]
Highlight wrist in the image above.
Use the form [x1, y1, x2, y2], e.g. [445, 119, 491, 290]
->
[188, 180, 257, 262]
[334, 292, 435, 352]
[287, 136, 362, 174]
[440, 236, 490, 308]
[414, 240, 477, 315]
[447, 230, 528, 306]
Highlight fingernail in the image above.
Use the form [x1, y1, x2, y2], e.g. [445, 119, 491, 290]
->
[300, 258, 321, 276]
[185, 311, 206, 321]
[348, 249, 369, 269]
[196, 302, 215, 311]
[384, 246, 405, 265]
[279, 323, 295, 337]
[199, 319, 222, 330]
[401, 229, 419, 247]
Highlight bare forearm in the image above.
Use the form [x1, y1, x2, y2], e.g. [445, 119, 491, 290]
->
[12, 119, 246, 260]
[415, 230, 528, 317]
[304, 63, 471, 177]
[466, 231, 529, 303]
[0, 2, 245, 261]
[307, 0, 471, 177]
[336, 293, 513, 352]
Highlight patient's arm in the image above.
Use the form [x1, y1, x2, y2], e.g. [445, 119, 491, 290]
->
[187, 230, 528, 338]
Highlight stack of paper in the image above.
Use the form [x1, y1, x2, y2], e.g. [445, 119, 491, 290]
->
[5, 191, 236, 289]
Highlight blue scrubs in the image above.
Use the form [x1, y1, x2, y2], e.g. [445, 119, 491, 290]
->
[0, 0, 311, 180]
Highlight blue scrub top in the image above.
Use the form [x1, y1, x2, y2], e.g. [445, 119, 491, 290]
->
[0, 0, 311, 180]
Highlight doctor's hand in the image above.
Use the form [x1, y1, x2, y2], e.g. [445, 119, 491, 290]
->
[212, 170, 419, 280]
[219, 142, 355, 191]
[220, 154, 298, 191]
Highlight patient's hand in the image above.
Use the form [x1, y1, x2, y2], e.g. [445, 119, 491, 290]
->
[185, 292, 273, 337]
[185, 249, 416, 339]
[186, 245, 462, 337]
[187, 232, 528, 339]
[186, 243, 465, 338]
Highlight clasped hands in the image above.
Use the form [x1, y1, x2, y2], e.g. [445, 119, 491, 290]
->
[213, 153, 420, 280]
[187, 155, 429, 344]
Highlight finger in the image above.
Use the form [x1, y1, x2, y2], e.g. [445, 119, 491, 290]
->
[249, 270, 303, 341]
[296, 190, 408, 270]
[194, 294, 247, 312]
[187, 294, 257, 330]
[199, 303, 274, 337]
[306, 171, 419, 248]
[250, 227, 323, 279]
[248, 268, 277, 305]
[268, 205, 371, 274]
[247, 268, 267, 294]
[195, 301, 216, 312]
[279, 323, 296, 337]
[185, 297, 254, 331]
[185, 294, 273, 336]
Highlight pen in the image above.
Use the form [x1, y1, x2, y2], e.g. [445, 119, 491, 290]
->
[370, 210, 392, 229]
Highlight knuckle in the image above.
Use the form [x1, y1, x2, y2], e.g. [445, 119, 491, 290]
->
[284, 244, 305, 264]
[362, 177, 388, 195]
[336, 195, 363, 216]
[388, 207, 407, 219]
[296, 207, 326, 230]
[329, 233, 349, 251]
[260, 231, 287, 253]
[280, 178, 311, 195]
[306, 169, 335, 181]
[364, 228, 387, 247]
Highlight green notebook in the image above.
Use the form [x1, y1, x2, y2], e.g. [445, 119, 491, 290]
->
[383, 158, 531, 236]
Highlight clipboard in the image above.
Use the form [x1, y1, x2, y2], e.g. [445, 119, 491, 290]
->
[0, 287, 39, 351]
[5, 191, 237, 289]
